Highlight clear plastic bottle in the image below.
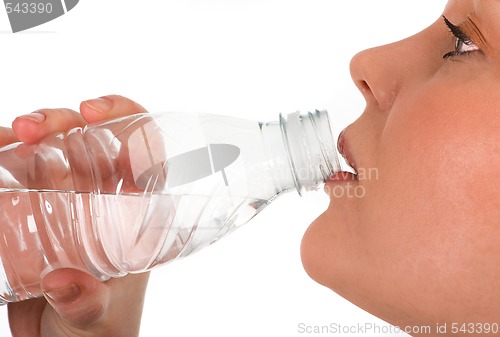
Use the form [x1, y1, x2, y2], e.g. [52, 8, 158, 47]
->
[0, 110, 340, 303]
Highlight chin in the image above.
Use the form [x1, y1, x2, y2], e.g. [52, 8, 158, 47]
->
[300, 201, 380, 308]
[300, 207, 349, 291]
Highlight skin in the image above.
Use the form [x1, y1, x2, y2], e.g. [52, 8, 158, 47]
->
[2, 95, 149, 337]
[301, 0, 500, 334]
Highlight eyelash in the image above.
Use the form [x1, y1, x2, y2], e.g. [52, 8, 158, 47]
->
[442, 16, 480, 59]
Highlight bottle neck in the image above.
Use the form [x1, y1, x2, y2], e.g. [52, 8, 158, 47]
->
[262, 110, 340, 196]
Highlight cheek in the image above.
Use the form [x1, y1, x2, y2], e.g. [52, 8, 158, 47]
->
[383, 78, 500, 227]
[378, 77, 499, 226]
[374, 80, 500, 276]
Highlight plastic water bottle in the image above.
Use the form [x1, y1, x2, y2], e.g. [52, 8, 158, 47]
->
[0, 110, 340, 303]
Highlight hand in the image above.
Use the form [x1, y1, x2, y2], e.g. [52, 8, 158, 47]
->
[6, 95, 150, 337]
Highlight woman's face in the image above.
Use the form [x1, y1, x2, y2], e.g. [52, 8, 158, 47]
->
[301, 0, 500, 330]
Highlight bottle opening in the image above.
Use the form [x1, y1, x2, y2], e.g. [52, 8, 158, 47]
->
[279, 110, 341, 195]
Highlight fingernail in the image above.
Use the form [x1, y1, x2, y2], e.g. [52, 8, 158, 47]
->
[44, 284, 81, 304]
[17, 111, 46, 123]
[84, 97, 113, 113]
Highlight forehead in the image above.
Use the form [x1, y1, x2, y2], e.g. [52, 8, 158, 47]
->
[445, 0, 495, 12]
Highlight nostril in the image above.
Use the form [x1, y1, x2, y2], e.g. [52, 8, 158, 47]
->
[356, 78, 397, 110]
[356, 79, 376, 103]
[358, 80, 371, 94]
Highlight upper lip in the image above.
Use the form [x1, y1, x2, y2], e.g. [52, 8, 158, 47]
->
[337, 130, 358, 174]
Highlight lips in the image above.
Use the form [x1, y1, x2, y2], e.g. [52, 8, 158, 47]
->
[338, 130, 358, 173]
[330, 130, 358, 182]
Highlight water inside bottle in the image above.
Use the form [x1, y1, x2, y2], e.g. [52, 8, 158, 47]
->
[0, 188, 268, 303]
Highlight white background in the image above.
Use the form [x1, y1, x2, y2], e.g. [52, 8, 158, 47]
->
[0, 1, 447, 336]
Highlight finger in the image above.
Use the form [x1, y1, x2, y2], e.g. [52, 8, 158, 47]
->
[0, 126, 18, 146]
[8, 297, 47, 337]
[42, 269, 149, 336]
[41, 268, 110, 329]
[12, 108, 86, 144]
[80, 95, 147, 123]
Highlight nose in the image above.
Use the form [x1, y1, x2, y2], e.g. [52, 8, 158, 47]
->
[349, 42, 405, 111]
[349, 21, 443, 111]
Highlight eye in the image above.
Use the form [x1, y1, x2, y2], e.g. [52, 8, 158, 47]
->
[451, 36, 479, 56]
[442, 16, 480, 59]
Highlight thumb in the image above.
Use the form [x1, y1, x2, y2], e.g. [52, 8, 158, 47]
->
[41, 268, 110, 328]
